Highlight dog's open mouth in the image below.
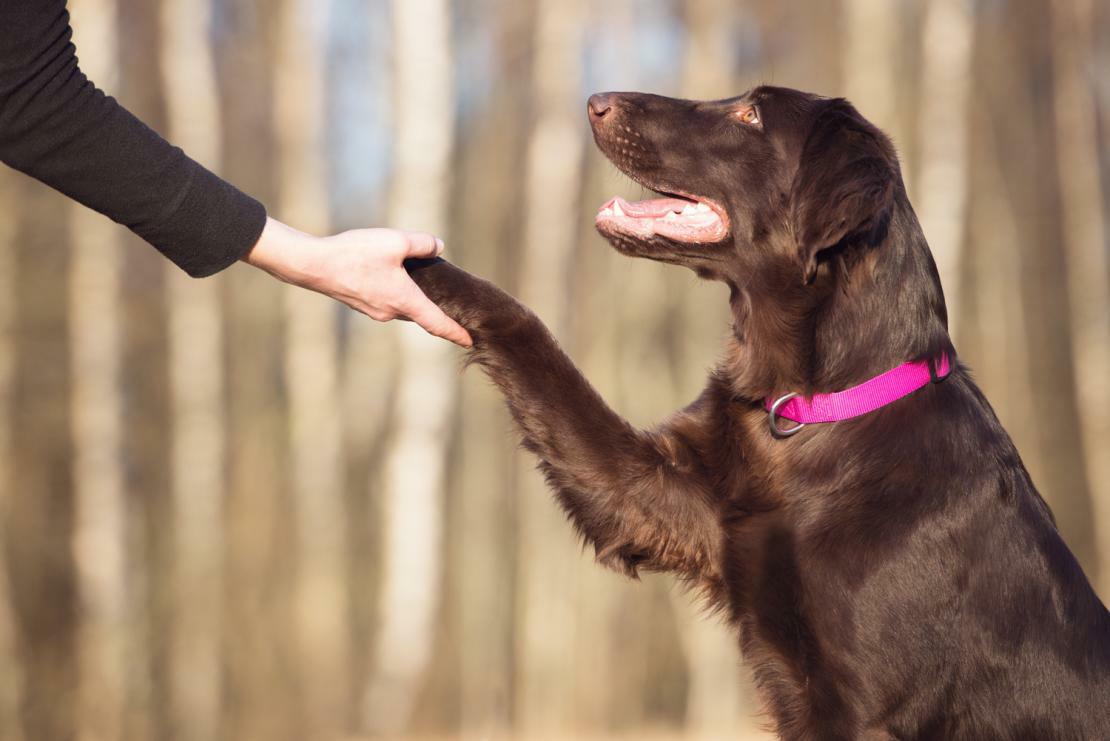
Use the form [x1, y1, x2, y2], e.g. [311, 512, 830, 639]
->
[595, 193, 729, 244]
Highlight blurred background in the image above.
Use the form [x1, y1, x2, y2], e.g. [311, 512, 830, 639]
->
[0, 0, 1108, 739]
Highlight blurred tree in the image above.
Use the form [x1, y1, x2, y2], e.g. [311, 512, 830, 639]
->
[751, 0, 840, 94]
[962, 18, 1042, 537]
[161, 0, 228, 737]
[916, 0, 974, 339]
[68, 2, 128, 739]
[362, 0, 458, 733]
[446, 0, 535, 735]
[1051, 0, 1110, 596]
[210, 1, 300, 739]
[514, 0, 591, 733]
[7, 118, 77, 741]
[0, 166, 25, 741]
[329, 0, 397, 731]
[975, 0, 1098, 577]
[843, 0, 906, 162]
[114, 0, 177, 735]
[275, 0, 350, 736]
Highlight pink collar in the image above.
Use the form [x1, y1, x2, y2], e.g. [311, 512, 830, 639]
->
[764, 353, 953, 437]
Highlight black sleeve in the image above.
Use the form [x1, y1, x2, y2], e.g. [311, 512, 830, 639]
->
[0, 0, 267, 278]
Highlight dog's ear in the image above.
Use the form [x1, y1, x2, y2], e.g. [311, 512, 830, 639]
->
[790, 100, 898, 284]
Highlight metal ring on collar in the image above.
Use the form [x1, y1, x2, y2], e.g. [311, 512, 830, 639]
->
[768, 392, 806, 438]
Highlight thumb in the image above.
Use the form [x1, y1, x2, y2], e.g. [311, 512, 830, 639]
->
[403, 231, 446, 259]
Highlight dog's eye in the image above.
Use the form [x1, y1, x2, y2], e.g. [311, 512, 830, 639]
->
[736, 106, 760, 126]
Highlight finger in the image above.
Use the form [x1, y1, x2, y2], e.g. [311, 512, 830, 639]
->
[400, 288, 473, 347]
[403, 232, 445, 259]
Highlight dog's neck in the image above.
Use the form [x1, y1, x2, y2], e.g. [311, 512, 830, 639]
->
[724, 194, 953, 401]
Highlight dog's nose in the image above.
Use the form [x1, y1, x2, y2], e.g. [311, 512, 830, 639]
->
[588, 92, 617, 120]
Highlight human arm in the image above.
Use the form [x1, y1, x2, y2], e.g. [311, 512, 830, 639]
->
[0, 0, 264, 277]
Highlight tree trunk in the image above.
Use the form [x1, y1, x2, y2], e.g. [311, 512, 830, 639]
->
[67, 4, 128, 739]
[0, 170, 26, 741]
[113, 2, 177, 736]
[1050, 0, 1110, 598]
[915, 0, 974, 339]
[962, 99, 1043, 503]
[327, 0, 397, 726]
[974, 0, 1098, 576]
[512, 0, 592, 734]
[161, 0, 228, 738]
[449, 2, 535, 736]
[362, 0, 457, 732]
[210, 1, 298, 738]
[274, 0, 350, 736]
[7, 152, 78, 741]
[842, 0, 906, 154]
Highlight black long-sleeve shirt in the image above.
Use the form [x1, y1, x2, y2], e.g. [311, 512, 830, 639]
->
[0, 0, 266, 277]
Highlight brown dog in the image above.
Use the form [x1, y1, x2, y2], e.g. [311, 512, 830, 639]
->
[405, 86, 1110, 740]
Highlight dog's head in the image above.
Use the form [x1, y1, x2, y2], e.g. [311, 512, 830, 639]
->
[589, 86, 951, 395]
[588, 86, 899, 286]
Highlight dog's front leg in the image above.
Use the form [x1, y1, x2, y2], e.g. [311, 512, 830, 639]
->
[405, 258, 722, 583]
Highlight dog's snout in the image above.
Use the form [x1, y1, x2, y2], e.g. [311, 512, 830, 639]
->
[588, 92, 617, 121]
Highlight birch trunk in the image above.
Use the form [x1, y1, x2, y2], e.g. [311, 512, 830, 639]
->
[916, 0, 974, 339]
[67, 3, 127, 739]
[512, 0, 591, 733]
[1050, 0, 1110, 597]
[274, 1, 349, 735]
[362, 0, 456, 732]
[161, 0, 227, 737]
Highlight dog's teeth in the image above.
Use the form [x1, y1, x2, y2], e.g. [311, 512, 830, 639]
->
[681, 204, 697, 215]
[694, 202, 711, 213]
[601, 207, 613, 216]
[612, 200, 625, 217]
[662, 212, 678, 221]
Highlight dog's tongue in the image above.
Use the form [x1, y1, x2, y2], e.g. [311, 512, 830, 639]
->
[602, 195, 695, 218]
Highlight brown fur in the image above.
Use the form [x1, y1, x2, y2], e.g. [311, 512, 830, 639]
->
[405, 86, 1110, 740]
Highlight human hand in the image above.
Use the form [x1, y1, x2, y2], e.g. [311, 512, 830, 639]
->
[243, 217, 472, 347]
